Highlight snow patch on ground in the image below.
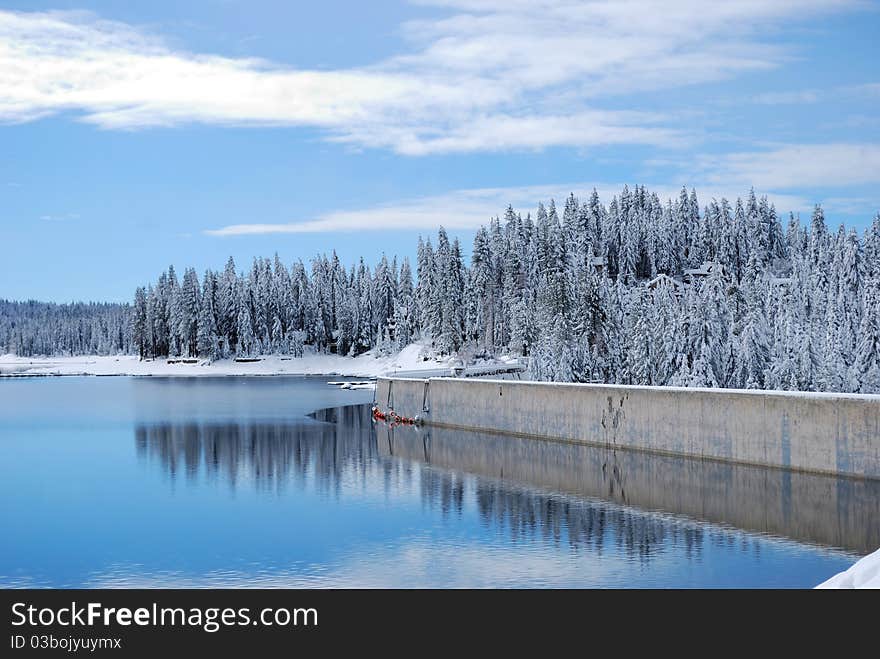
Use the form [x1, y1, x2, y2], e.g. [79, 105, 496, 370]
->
[0, 343, 469, 379]
[816, 547, 880, 589]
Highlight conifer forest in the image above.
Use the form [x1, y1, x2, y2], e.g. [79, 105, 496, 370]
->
[3, 185, 880, 393]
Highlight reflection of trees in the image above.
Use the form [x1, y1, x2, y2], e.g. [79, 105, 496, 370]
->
[420, 469, 466, 518]
[135, 405, 378, 492]
[135, 402, 715, 561]
[477, 479, 707, 561]
[136, 402, 873, 560]
[377, 421, 880, 555]
[409, 466, 713, 560]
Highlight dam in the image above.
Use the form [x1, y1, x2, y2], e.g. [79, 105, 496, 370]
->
[374, 377, 880, 480]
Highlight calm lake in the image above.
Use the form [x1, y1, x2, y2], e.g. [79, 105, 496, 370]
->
[0, 376, 872, 588]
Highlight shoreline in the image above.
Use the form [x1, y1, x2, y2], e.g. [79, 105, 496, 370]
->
[0, 371, 376, 378]
[0, 344, 518, 380]
[0, 355, 421, 379]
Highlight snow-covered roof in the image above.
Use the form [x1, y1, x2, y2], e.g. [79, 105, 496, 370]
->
[769, 277, 793, 286]
[684, 261, 720, 277]
[589, 256, 606, 267]
[646, 273, 683, 291]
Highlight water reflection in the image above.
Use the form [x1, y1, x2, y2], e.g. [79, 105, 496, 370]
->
[377, 420, 880, 555]
[3, 378, 858, 589]
[137, 403, 878, 557]
[135, 405, 377, 492]
[476, 482, 711, 561]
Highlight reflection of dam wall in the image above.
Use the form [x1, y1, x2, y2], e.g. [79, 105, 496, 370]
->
[376, 378, 880, 479]
[375, 422, 880, 554]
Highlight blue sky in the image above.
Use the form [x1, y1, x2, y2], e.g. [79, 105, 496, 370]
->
[1, 0, 878, 302]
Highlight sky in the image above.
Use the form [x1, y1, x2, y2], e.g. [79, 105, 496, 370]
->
[0, 0, 878, 302]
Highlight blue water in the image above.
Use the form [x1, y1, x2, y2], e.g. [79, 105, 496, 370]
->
[0, 377, 866, 588]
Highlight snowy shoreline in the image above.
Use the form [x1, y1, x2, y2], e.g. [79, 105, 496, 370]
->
[0, 343, 467, 379]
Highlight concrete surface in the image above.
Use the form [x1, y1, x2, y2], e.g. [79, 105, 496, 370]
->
[375, 378, 880, 479]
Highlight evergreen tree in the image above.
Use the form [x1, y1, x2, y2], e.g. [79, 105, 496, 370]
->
[197, 270, 219, 359]
[132, 287, 148, 360]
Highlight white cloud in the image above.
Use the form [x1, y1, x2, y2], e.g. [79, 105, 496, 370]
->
[701, 143, 880, 189]
[750, 90, 819, 105]
[205, 181, 814, 236]
[333, 110, 683, 156]
[0, 1, 860, 154]
[818, 196, 880, 217]
[846, 82, 880, 97]
[39, 212, 80, 222]
[205, 185, 560, 235]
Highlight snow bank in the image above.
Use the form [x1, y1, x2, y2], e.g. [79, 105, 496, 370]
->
[816, 547, 880, 588]
[0, 343, 468, 379]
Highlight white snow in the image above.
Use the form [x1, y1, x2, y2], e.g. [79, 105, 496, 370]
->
[0, 342, 472, 379]
[816, 547, 880, 589]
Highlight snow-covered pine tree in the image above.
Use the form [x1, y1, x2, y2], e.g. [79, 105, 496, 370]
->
[197, 270, 220, 360]
[853, 275, 880, 393]
[236, 298, 256, 357]
[178, 267, 200, 357]
[132, 287, 148, 360]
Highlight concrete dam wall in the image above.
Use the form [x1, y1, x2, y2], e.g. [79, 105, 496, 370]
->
[374, 378, 880, 479]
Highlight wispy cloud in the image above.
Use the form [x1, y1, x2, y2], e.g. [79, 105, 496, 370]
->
[699, 143, 880, 189]
[845, 82, 880, 97]
[0, 1, 861, 154]
[818, 196, 880, 217]
[741, 81, 880, 107]
[205, 182, 814, 236]
[40, 212, 80, 222]
[331, 110, 685, 155]
[750, 90, 819, 105]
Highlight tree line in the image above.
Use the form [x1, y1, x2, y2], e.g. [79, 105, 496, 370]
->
[0, 300, 130, 357]
[2, 185, 879, 393]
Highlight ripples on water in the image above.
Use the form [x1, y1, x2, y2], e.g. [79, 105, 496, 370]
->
[0, 377, 871, 588]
